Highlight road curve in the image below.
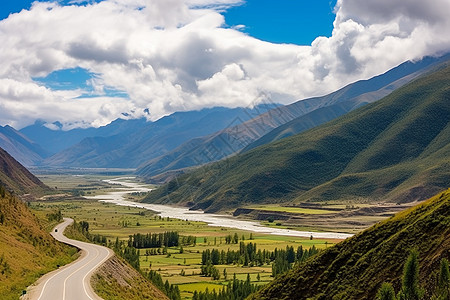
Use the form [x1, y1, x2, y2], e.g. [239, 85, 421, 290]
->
[26, 218, 113, 300]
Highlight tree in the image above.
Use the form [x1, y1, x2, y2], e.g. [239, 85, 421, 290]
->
[233, 233, 239, 244]
[377, 283, 396, 300]
[211, 267, 220, 280]
[397, 250, 424, 300]
[434, 258, 449, 300]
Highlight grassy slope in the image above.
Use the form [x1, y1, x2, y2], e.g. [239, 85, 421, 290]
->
[143, 63, 450, 212]
[0, 147, 50, 196]
[0, 189, 76, 299]
[92, 255, 169, 300]
[249, 189, 450, 300]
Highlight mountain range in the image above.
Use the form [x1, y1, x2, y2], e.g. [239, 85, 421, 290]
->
[20, 118, 149, 155]
[41, 105, 278, 168]
[0, 125, 49, 167]
[143, 60, 450, 212]
[136, 53, 450, 180]
[1, 54, 449, 182]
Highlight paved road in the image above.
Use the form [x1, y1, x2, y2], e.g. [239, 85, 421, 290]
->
[27, 218, 113, 300]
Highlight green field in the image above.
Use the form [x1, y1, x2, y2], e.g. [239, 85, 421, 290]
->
[31, 197, 338, 299]
[30, 174, 344, 299]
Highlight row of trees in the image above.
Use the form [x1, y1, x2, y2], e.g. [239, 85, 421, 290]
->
[147, 270, 181, 300]
[46, 210, 63, 222]
[127, 231, 180, 248]
[201, 242, 319, 274]
[224, 233, 253, 244]
[193, 273, 260, 300]
[127, 231, 197, 248]
[200, 263, 221, 280]
[377, 250, 449, 300]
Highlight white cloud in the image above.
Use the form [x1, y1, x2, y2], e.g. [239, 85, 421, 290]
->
[0, 0, 449, 129]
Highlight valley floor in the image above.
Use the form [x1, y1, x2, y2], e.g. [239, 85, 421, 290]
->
[28, 173, 410, 299]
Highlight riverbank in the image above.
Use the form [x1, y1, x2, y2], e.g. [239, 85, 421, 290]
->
[85, 177, 353, 240]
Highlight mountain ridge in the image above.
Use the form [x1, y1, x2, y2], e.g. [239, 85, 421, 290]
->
[142, 61, 450, 212]
[137, 53, 450, 179]
[42, 105, 278, 168]
[0, 125, 49, 167]
[0, 147, 50, 196]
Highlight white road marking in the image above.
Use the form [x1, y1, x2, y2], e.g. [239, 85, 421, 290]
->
[62, 247, 100, 300]
[82, 247, 111, 300]
[36, 270, 63, 300]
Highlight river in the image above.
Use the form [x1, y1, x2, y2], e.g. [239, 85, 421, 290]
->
[85, 177, 353, 240]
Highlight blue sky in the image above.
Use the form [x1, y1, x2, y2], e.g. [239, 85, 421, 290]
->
[224, 0, 337, 45]
[1, 0, 337, 45]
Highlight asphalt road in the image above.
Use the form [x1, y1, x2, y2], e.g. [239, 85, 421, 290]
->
[27, 218, 113, 300]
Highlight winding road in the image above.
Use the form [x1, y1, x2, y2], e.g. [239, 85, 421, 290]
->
[26, 218, 113, 300]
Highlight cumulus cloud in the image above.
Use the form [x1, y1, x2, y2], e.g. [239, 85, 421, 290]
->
[0, 0, 449, 129]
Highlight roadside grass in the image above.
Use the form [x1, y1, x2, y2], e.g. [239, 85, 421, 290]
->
[0, 191, 77, 300]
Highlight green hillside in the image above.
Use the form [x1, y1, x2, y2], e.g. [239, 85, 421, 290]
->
[248, 189, 450, 300]
[0, 187, 76, 299]
[241, 100, 363, 152]
[0, 147, 50, 197]
[143, 63, 450, 212]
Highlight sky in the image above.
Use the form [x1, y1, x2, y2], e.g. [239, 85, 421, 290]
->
[0, 0, 449, 130]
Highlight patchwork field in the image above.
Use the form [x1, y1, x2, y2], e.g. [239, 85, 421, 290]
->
[30, 174, 376, 299]
[31, 198, 339, 299]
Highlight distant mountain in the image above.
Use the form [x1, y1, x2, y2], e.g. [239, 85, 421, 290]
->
[137, 53, 450, 180]
[20, 118, 148, 155]
[143, 61, 450, 212]
[244, 54, 450, 152]
[0, 147, 49, 196]
[0, 125, 49, 166]
[249, 189, 450, 300]
[43, 105, 278, 168]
